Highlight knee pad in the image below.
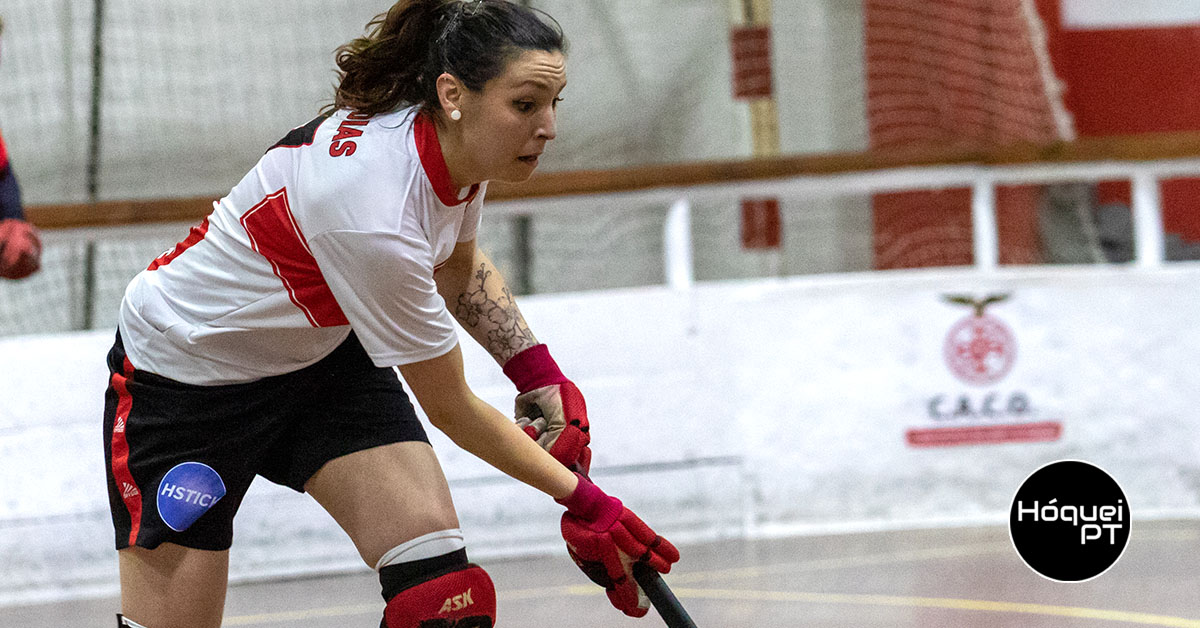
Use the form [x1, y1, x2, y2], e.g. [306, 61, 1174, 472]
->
[383, 564, 496, 628]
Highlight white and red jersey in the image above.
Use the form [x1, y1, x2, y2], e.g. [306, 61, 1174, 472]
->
[119, 107, 486, 385]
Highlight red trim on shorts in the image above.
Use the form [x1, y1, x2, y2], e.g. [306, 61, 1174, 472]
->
[0, 129, 9, 170]
[413, 113, 478, 207]
[110, 357, 143, 546]
[148, 215, 211, 270]
[240, 188, 350, 327]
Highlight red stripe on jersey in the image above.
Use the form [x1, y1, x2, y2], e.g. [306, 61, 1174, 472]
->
[110, 357, 142, 546]
[0, 129, 9, 170]
[239, 188, 349, 327]
[413, 113, 478, 206]
[148, 216, 211, 270]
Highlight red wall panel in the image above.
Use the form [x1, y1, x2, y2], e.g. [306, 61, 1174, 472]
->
[1036, 0, 1200, 241]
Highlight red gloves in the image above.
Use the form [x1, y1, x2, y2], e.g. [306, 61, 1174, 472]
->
[557, 473, 680, 618]
[503, 344, 592, 474]
[0, 219, 40, 280]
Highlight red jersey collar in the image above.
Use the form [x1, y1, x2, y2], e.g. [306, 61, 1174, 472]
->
[414, 112, 479, 206]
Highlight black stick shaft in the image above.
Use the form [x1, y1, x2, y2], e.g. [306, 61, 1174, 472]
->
[633, 563, 698, 628]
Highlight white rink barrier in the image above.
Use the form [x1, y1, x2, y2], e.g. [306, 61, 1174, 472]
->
[1, 264, 1198, 604]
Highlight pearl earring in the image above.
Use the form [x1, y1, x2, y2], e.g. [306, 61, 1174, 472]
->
[450, 109, 462, 121]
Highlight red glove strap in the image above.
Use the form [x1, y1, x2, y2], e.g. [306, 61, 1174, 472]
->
[556, 473, 622, 526]
[503, 344, 569, 393]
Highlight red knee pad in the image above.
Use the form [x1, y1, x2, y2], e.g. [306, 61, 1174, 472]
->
[384, 564, 496, 628]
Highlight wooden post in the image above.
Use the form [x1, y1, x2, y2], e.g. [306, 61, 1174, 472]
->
[731, 0, 779, 157]
[731, 0, 783, 260]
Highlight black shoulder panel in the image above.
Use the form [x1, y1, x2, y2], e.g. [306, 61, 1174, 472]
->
[267, 114, 331, 153]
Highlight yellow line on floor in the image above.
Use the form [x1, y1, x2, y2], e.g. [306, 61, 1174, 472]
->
[668, 541, 1011, 584]
[220, 588, 598, 624]
[221, 584, 1200, 628]
[1136, 528, 1200, 542]
[219, 543, 1004, 624]
[223, 604, 380, 625]
[220, 532, 1198, 626]
[663, 526, 1196, 586]
[666, 588, 1200, 627]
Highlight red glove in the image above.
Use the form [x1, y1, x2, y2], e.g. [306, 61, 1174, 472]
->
[503, 344, 592, 474]
[0, 219, 40, 280]
[557, 473, 679, 618]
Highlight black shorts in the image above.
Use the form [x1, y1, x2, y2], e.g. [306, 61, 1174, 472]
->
[102, 331, 428, 551]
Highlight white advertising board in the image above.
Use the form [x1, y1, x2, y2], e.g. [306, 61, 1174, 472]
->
[2, 264, 1198, 603]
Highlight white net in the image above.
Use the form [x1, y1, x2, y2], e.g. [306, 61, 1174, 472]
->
[4, 0, 858, 205]
[0, 226, 188, 336]
[0, 0, 874, 337]
[93, 0, 384, 201]
[0, 243, 87, 335]
[1, 0, 984, 337]
[0, 1, 95, 205]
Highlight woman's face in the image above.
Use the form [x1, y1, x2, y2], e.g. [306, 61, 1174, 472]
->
[457, 49, 566, 183]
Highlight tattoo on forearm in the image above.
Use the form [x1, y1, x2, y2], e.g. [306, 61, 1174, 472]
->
[455, 264, 536, 362]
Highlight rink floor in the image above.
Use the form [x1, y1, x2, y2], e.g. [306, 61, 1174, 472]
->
[6, 519, 1200, 627]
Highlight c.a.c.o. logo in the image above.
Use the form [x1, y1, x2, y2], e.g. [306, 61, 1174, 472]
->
[1009, 460, 1130, 582]
[157, 462, 226, 532]
[942, 294, 1016, 386]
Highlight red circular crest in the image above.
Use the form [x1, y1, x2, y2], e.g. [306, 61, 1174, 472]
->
[944, 314, 1016, 385]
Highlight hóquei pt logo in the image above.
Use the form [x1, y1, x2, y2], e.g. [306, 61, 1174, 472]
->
[1009, 460, 1130, 582]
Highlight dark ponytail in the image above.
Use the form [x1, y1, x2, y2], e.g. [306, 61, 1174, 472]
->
[328, 0, 566, 117]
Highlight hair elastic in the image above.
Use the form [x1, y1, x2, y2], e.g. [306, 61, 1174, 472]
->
[464, 0, 485, 16]
[438, 1, 484, 45]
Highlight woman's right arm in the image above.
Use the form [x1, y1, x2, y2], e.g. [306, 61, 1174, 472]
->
[397, 342, 579, 500]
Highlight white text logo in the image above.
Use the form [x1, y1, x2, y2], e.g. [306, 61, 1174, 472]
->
[439, 589, 474, 613]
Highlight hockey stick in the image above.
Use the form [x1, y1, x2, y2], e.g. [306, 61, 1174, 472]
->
[633, 561, 698, 628]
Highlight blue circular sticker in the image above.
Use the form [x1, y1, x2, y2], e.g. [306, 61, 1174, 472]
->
[156, 462, 227, 532]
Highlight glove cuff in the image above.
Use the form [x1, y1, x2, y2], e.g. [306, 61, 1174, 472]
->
[556, 473, 621, 523]
[503, 344, 568, 393]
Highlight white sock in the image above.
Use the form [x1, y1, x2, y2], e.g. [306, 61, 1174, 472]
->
[375, 528, 466, 571]
[119, 615, 150, 628]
